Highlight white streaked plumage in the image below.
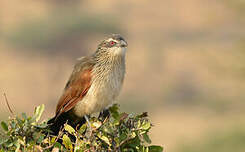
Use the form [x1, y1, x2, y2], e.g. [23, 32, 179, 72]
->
[73, 46, 126, 117]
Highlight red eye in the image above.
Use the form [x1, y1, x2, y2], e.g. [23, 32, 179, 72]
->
[110, 41, 116, 46]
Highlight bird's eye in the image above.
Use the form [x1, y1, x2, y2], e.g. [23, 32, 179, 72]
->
[109, 41, 116, 46]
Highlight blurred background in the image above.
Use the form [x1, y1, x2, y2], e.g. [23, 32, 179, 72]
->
[1, 0, 245, 151]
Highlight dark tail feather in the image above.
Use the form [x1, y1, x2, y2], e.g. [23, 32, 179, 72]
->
[47, 113, 86, 136]
[47, 113, 69, 135]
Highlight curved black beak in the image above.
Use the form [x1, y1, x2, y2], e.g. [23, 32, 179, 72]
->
[120, 40, 128, 47]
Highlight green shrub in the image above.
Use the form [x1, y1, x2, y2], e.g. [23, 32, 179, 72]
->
[0, 104, 163, 152]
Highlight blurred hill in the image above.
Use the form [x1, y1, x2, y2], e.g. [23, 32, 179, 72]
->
[1, 0, 245, 151]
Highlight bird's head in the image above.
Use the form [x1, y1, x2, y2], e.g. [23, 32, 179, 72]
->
[97, 34, 128, 56]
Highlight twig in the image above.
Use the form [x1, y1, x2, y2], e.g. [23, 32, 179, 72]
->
[118, 134, 135, 148]
[3, 93, 14, 116]
[43, 125, 66, 150]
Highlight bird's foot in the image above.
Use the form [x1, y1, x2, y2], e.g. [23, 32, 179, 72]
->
[84, 115, 92, 137]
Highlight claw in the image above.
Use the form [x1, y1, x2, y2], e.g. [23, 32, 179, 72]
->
[84, 115, 92, 136]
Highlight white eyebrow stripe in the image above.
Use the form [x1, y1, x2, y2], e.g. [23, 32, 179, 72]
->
[107, 38, 119, 43]
[107, 38, 114, 41]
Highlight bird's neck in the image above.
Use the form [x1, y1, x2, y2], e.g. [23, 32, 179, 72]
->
[91, 47, 126, 82]
[93, 47, 126, 67]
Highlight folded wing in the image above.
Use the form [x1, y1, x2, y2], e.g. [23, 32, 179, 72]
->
[55, 58, 94, 119]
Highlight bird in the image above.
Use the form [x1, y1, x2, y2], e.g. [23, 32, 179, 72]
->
[48, 34, 127, 135]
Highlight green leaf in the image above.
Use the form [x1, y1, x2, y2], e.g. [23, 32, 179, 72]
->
[92, 121, 102, 129]
[0, 103, 163, 151]
[119, 132, 127, 143]
[64, 124, 75, 134]
[143, 133, 151, 144]
[130, 132, 137, 139]
[141, 121, 151, 130]
[143, 146, 149, 152]
[99, 135, 111, 146]
[14, 140, 20, 152]
[102, 125, 113, 134]
[112, 119, 120, 126]
[51, 137, 56, 144]
[35, 123, 48, 128]
[1, 121, 8, 131]
[32, 104, 45, 122]
[109, 104, 119, 113]
[0, 138, 8, 145]
[109, 104, 120, 120]
[78, 124, 87, 134]
[10, 121, 16, 128]
[62, 134, 72, 150]
[54, 142, 62, 149]
[5, 140, 14, 147]
[16, 116, 23, 124]
[21, 113, 27, 120]
[127, 136, 141, 148]
[36, 134, 45, 144]
[148, 145, 163, 152]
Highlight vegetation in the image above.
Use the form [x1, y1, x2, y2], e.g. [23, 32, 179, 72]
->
[0, 104, 163, 152]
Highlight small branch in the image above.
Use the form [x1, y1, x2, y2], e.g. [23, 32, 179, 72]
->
[43, 126, 66, 150]
[3, 93, 14, 116]
[118, 135, 135, 148]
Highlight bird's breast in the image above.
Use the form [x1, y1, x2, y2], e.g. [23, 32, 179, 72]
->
[73, 62, 125, 117]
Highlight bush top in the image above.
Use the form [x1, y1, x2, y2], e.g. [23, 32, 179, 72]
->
[0, 104, 163, 152]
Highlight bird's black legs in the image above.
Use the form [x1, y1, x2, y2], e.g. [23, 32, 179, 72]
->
[99, 109, 110, 122]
